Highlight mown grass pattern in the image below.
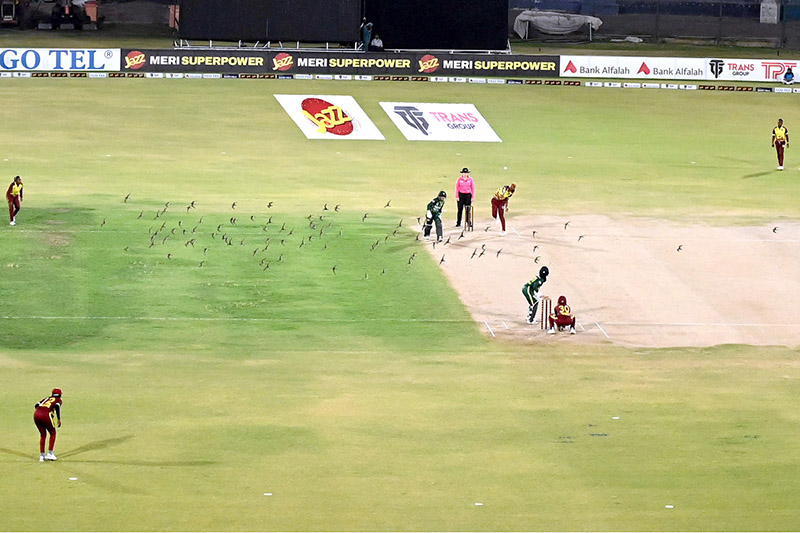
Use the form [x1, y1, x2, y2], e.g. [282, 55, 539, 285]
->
[0, 77, 798, 531]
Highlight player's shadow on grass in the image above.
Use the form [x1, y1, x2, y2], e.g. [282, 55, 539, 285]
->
[0, 447, 32, 459]
[59, 434, 135, 458]
[3, 436, 166, 460]
[742, 171, 774, 179]
[60, 435, 216, 467]
[13, 206, 96, 226]
[70, 458, 217, 467]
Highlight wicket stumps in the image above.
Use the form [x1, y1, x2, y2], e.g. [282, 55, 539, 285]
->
[465, 205, 474, 231]
[540, 296, 552, 330]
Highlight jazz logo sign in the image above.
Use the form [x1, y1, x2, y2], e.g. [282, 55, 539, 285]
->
[274, 94, 385, 140]
[301, 98, 353, 135]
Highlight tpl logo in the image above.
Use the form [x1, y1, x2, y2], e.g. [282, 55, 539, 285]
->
[762, 61, 796, 79]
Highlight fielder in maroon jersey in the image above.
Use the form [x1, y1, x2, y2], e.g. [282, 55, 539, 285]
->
[548, 295, 577, 334]
[34, 389, 62, 461]
[6, 175, 23, 226]
[772, 118, 789, 170]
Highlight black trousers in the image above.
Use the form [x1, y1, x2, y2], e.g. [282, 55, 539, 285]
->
[456, 192, 472, 226]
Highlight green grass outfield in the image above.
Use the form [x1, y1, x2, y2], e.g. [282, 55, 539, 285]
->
[1, 77, 799, 531]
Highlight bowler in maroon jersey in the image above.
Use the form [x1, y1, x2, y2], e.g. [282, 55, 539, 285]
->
[34, 388, 62, 461]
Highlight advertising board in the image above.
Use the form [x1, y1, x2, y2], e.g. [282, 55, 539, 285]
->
[274, 95, 385, 140]
[120, 49, 559, 78]
[0, 48, 121, 71]
[706, 58, 798, 82]
[379, 102, 502, 143]
[561, 55, 707, 80]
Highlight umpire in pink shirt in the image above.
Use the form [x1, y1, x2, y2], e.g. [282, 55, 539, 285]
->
[455, 167, 474, 228]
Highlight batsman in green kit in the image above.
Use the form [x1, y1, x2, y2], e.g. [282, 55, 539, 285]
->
[423, 191, 447, 242]
[522, 266, 549, 324]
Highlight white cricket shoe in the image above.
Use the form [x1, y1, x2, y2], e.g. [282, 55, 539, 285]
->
[39, 455, 45, 462]
[500, 231, 506, 236]
[526, 316, 534, 324]
[778, 166, 784, 170]
[9, 221, 15, 226]
[547, 327, 555, 334]
[44, 452, 57, 461]
[570, 326, 576, 334]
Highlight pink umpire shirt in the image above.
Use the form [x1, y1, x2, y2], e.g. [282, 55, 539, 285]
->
[455, 175, 475, 197]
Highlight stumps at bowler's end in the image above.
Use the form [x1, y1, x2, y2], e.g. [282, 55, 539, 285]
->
[540, 296, 552, 330]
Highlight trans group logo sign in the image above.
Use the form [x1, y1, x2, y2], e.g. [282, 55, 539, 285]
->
[380, 103, 502, 143]
[706, 58, 797, 81]
[274, 95, 384, 140]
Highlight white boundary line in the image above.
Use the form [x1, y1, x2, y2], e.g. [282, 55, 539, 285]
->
[604, 321, 800, 327]
[484, 321, 496, 337]
[0, 315, 473, 323]
[502, 321, 509, 329]
[511, 227, 522, 237]
[595, 322, 610, 339]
